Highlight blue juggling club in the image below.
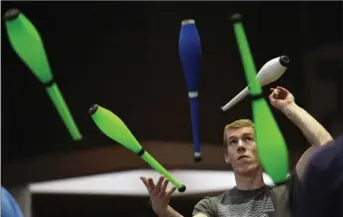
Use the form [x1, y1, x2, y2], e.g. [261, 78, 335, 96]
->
[1, 187, 24, 217]
[179, 19, 202, 162]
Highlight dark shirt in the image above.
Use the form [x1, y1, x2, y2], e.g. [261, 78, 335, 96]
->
[295, 135, 343, 217]
[193, 171, 300, 217]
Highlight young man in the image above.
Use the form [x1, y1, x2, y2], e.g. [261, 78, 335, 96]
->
[140, 86, 333, 217]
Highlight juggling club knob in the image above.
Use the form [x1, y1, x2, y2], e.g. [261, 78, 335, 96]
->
[88, 104, 99, 115]
[230, 13, 242, 23]
[4, 9, 20, 21]
[178, 184, 186, 193]
[279, 55, 290, 67]
[194, 155, 202, 162]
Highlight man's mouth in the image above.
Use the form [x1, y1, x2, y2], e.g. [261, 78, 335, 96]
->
[238, 155, 249, 160]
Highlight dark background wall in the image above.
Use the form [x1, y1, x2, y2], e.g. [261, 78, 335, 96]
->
[1, 1, 342, 216]
[3, 1, 341, 162]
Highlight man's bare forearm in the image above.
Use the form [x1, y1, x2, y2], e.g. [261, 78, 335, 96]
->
[158, 205, 184, 217]
[282, 103, 333, 147]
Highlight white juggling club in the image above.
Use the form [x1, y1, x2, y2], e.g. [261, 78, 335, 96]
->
[221, 55, 290, 112]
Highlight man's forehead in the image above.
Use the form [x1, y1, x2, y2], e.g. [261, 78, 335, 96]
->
[226, 127, 254, 137]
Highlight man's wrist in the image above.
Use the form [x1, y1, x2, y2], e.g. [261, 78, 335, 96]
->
[157, 205, 183, 217]
[281, 102, 299, 117]
[156, 206, 171, 217]
[279, 101, 333, 147]
[156, 209, 168, 217]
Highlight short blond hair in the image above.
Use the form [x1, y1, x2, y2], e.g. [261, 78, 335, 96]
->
[223, 119, 254, 148]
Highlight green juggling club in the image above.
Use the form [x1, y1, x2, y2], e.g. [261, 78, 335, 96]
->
[4, 9, 82, 141]
[230, 13, 289, 183]
[88, 104, 186, 192]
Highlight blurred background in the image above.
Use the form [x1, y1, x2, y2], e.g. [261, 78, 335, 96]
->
[1, 1, 342, 217]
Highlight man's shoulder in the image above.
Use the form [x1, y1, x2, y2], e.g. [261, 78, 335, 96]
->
[269, 171, 300, 203]
[269, 182, 289, 198]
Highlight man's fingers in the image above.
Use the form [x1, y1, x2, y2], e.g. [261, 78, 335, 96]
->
[269, 91, 277, 101]
[151, 176, 164, 196]
[140, 177, 150, 191]
[161, 179, 169, 193]
[140, 177, 176, 199]
[166, 186, 177, 197]
[272, 89, 282, 99]
[148, 178, 156, 192]
[276, 86, 289, 92]
[156, 176, 164, 189]
[269, 88, 280, 97]
[268, 92, 274, 99]
[275, 86, 289, 99]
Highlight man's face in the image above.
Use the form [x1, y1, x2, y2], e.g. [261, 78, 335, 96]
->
[224, 126, 261, 175]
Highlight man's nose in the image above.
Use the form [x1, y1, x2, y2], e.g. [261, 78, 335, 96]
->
[237, 140, 246, 153]
[237, 139, 245, 147]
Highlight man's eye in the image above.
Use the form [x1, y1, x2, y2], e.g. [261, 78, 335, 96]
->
[229, 140, 237, 145]
[244, 137, 253, 141]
